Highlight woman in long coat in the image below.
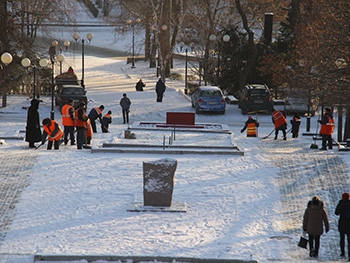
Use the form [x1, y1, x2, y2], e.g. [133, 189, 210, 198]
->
[303, 196, 330, 258]
[335, 192, 350, 260]
[25, 99, 42, 148]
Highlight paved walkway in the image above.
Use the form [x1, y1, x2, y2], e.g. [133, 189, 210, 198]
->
[257, 138, 349, 262]
[0, 150, 37, 243]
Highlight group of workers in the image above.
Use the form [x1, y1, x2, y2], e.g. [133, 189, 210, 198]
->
[25, 98, 112, 150]
[241, 108, 334, 150]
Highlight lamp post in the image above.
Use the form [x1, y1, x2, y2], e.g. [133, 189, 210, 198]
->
[126, 18, 141, 68]
[73, 32, 94, 89]
[209, 34, 230, 87]
[57, 54, 64, 74]
[1, 52, 13, 107]
[21, 57, 48, 99]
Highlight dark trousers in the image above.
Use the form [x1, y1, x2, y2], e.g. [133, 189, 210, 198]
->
[274, 129, 286, 140]
[340, 232, 350, 256]
[308, 234, 320, 256]
[47, 140, 59, 150]
[122, 109, 129, 123]
[64, 126, 75, 145]
[76, 127, 86, 149]
[90, 119, 97, 133]
[321, 134, 333, 149]
[156, 92, 163, 102]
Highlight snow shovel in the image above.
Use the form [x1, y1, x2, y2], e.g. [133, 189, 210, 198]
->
[261, 129, 275, 139]
[332, 138, 346, 150]
[35, 138, 48, 150]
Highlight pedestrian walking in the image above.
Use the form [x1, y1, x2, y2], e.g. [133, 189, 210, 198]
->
[88, 105, 104, 133]
[61, 98, 75, 145]
[74, 102, 88, 150]
[41, 118, 64, 150]
[155, 78, 166, 102]
[101, 110, 112, 133]
[335, 192, 350, 260]
[290, 114, 301, 138]
[135, 79, 145, 91]
[318, 107, 335, 150]
[272, 109, 287, 140]
[120, 93, 131, 124]
[303, 196, 330, 258]
[241, 115, 259, 137]
[25, 98, 42, 148]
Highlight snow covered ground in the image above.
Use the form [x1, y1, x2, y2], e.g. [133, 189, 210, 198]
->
[0, 2, 349, 263]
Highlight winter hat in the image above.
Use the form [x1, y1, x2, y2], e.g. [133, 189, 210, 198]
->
[325, 108, 331, 112]
[342, 192, 350, 200]
[311, 196, 320, 204]
[42, 118, 51, 126]
[248, 115, 252, 119]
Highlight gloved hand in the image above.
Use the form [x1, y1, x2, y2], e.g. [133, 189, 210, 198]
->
[326, 228, 329, 233]
[240, 129, 244, 133]
[318, 120, 322, 124]
[41, 140, 45, 145]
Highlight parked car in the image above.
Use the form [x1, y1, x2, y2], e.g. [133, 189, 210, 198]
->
[55, 85, 88, 111]
[237, 84, 274, 114]
[284, 91, 317, 116]
[191, 86, 226, 114]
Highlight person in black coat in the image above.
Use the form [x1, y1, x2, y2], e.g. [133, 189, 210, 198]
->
[155, 78, 166, 102]
[335, 192, 350, 260]
[290, 114, 301, 138]
[25, 99, 42, 148]
[135, 79, 145, 91]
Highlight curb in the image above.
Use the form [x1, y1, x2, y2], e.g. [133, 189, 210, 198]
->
[34, 255, 258, 263]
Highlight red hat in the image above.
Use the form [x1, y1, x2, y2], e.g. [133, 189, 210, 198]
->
[342, 192, 350, 200]
[248, 115, 252, 119]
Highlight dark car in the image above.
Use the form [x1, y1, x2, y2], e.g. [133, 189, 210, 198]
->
[191, 86, 226, 114]
[55, 85, 88, 111]
[237, 84, 273, 114]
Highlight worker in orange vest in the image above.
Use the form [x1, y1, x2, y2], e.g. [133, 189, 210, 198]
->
[241, 115, 259, 137]
[88, 105, 104, 133]
[318, 108, 335, 150]
[272, 109, 287, 140]
[74, 102, 88, 150]
[41, 118, 64, 150]
[61, 98, 75, 145]
[86, 118, 93, 145]
[101, 110, 112, 133]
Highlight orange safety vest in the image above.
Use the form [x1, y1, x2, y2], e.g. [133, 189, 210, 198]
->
[86, 118, 93, 138]
[61, 104, 74, 126]
[272, 110, 287, 129]
[320, 115, 334, 135]
[43, 120, 63, 141]
[247, 122, 257, 137]
[74, 108, 88, 128]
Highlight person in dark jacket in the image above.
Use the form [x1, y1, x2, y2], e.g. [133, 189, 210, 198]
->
[25, 99, 42, 148]
[155, 78, 166, 102]
[335, 192, 350, 260]
[241, 115, 259, 137]
[303, 196, 330, 258]
[119, 93, 131, 124]
[290, 114, 301, 138]
[101, 110, 112, 133]
[88, 105, 104, 133]
[135, 79, 145, 91]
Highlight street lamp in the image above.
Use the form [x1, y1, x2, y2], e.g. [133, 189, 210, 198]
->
[73, 32, 94, 89]
[57, 54, 64, 74]
[126, 18, 141, 68]
[21, 57, 48, 99]
[1, 52, 13, 107]
[209, 34, 230, 86]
